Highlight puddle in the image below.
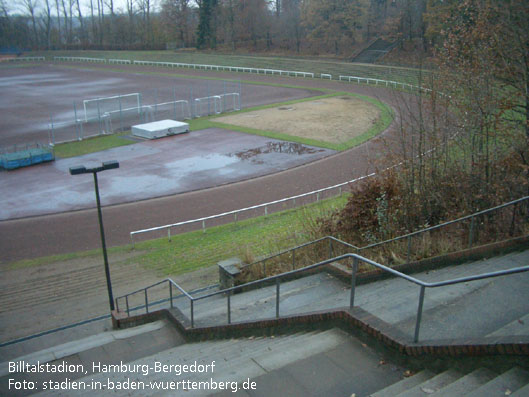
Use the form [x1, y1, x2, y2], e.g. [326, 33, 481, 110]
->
[233, 142, 323, 160]
[165, 153, 239, 173]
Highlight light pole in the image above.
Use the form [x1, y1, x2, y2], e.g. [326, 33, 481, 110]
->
[70, 160, 119, 312]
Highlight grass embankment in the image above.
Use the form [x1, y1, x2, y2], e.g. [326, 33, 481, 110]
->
[33, 49, 426, 85]
[11, 195, 348, 276]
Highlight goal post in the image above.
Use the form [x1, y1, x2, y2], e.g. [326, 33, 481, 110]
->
[83, 93, 141, 122]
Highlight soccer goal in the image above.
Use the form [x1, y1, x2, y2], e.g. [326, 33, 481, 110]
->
[83, 93, 141, 122]
[219, 93, 241, 112]
[194, 95, 222, 117]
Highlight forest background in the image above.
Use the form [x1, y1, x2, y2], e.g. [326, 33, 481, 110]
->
[1, 0, 458, 64]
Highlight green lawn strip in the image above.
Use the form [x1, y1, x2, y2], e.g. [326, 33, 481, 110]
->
[194, 92, 394, 151]
[7, 195, 347, 276]
[130, 195, 348, 276]
[53, 131, 136, 158]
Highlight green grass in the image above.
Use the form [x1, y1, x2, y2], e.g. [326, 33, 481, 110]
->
[129, 195, 347, 276]
[53, 131, 136, 158]
[9, 195, 348, 276]
[34, 49, 427, 85]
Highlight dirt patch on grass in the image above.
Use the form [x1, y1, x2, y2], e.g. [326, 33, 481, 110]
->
[214, 96, 381, 144]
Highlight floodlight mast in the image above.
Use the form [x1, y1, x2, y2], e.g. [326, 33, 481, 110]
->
[69, 161, 119, 312]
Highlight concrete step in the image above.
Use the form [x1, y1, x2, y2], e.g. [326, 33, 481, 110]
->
[0, 320, 175, 377]
[175, 331, 320, 365]
[370, 370, 435, 397]
[511, 382, 529, 397]
[168, 250, 529, 342]
[465, 367, 529, 397]
[487, 313, 529, 337]
[394, 368, 463, 397]
[34, 328, 350, 396]
[434, 367, 497, 396]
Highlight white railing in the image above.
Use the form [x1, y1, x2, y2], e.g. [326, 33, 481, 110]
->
[108, 59, 131, 64]
[130, 59, 318, 78]
[129, 172, 376, 246]
[4, 56, 45, 62]
[53, 56, 107, 63]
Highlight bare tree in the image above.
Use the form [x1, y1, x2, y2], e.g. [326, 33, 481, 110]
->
[54, 0, 61, 45]
[20, 0, 40, 46]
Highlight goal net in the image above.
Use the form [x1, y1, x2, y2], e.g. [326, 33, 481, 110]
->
[83, 93, 141, 122]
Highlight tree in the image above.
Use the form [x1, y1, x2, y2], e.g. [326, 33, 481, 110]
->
[280, 0, 302, 52]
[302, 0, 366, 55]
[196, 0, 218, 49]
[20, 0, 39, 47]
[161, 0, 192, 47]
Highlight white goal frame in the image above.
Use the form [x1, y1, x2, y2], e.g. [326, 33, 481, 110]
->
[83, 93, 141, 122]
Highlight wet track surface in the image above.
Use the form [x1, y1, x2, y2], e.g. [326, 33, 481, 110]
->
[0, 129, 333, 220]
[0, 64, 319, 146]
[0, 64, 402, 262]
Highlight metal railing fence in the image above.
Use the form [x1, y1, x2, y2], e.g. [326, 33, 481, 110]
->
[238, 196, 529, 278]
[115, 251, 529, 343]
[358, 195, 529, 261]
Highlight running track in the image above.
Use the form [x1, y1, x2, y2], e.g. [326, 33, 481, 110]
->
[0, 66, 404, 263]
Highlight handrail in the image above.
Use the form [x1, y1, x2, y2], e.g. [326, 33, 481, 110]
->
[115, 251, 529, 343]
[238, 235, 359, 272]
[360, 195, 529, 252]
[238, 196, 528, 277]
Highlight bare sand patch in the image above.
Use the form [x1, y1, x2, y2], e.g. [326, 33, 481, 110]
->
[214, 96, 381, 144]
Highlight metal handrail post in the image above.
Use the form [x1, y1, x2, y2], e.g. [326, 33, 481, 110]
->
[276, 278, 280, 318]
[227, 292, 231, 324]
[292, 250, 295, 270]
[510, 203, 517, 236]
[407, 235, 412, 263]
[329, 238, 333, 259]
[126, 296, 130, 316]
[115, 297, 119, 313]
[414, 286, 426, 343]
[190, 300, 194, 328]
[169, 281, 173, 308]
[350, 256, 359, 308]
[144, 289, 149, 313]
[469, 216, 476, 248]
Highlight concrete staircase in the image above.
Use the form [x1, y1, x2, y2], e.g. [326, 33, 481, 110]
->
[352, 38, 398, 63]
[28, 328, 405, 396]
[372, 366, 529, 397]
[0, 320, 185, 396]
[172, 249, 529, 342]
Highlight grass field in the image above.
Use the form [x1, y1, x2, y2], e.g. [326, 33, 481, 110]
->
[53, 131, 135, 158]
[11, 194, 348, 276]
